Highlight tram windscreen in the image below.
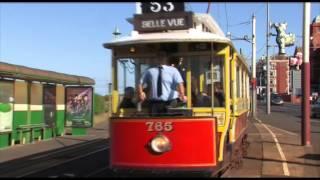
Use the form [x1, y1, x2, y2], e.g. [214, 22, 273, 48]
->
[115, 54, 225, 117]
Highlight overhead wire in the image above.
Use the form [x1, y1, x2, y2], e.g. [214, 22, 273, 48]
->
[224, 2, 229, 33]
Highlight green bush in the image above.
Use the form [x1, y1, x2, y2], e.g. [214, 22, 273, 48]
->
[94, 93, 105, 115]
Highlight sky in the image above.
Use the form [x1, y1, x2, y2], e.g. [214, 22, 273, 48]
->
[0, 2, 319, 95]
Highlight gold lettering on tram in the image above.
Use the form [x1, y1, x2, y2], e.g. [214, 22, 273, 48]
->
[145, 122, 174, 132]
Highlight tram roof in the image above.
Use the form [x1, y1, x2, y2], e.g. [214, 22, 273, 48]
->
[103, 13, 249, 70]
[0, 61, 95, 85]
[104, 30, 230, 48]
[104, 14, 230, 48]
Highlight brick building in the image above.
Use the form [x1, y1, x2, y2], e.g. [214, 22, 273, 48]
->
[256, 55, 290, 96]
[270, 55, 290, 94]
[310, 15, 320, 93]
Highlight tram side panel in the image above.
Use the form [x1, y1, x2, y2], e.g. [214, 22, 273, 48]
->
[110, 117, 217, 170]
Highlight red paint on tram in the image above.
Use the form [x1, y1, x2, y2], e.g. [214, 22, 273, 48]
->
[110, 118, 217, 169]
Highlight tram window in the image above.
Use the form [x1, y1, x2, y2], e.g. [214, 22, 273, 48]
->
[236, 65, 240, 98]
[191, 56, 225, 107]
[0, 81, 14, 103]
[117, 58, 136, 109]
[169, 56, 187, 87]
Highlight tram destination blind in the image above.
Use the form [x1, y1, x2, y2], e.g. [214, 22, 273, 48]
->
[133, 12, 193, 32]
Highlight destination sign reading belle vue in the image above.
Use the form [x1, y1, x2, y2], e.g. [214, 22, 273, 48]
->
[133, 12, 193, 32]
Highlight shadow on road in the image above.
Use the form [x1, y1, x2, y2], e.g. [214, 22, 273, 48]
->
[245, 156, 320, 167]
[299, 154, 320, 161]
[262, 140, 301, 147]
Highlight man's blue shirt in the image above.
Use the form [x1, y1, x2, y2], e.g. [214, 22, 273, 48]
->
[140, 65, 184, 101]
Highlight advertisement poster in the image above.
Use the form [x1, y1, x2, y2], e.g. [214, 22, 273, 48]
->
[0, 81, 13, 133]
[65, 87, 93, 128]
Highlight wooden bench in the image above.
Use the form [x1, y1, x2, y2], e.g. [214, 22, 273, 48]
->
[17, 123, 49, 144]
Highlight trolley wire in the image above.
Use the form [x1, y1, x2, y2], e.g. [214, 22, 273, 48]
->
[229, 20, 251, 27]
[257, 43, 267, 55]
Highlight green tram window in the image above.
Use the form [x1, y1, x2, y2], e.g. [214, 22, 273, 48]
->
[0, 81, 14, 103]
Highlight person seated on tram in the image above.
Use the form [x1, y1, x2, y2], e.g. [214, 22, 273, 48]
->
[194, 83, 225, 107]
[169, 56, 186, 88]
[213, 82, 225, 107]
[137, 51, 187, 116]
[119, 86, 136, 108]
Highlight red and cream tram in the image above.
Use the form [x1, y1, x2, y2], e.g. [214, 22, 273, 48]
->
[103, 2, 250, 176]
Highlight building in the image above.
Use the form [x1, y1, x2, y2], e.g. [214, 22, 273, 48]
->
[270, 55, 290, 94]
[256, 57, 266, 97]
[288, 47, 303, 104]
[256, 55, 290, 95]
[310, 15, 320, 93]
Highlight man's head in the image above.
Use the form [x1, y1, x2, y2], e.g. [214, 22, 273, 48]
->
[156, 51, 169, 65]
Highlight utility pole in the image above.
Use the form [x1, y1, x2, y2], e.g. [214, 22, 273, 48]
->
[266, 3, 271, 115]
[252, 14, 257, 118]
[207, 2, 212, 14]
[301, 2, 311, 146]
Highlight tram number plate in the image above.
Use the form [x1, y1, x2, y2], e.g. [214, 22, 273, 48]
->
[146, 122, 173, 132]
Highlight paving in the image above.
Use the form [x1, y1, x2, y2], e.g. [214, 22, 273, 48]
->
[254, 103, 320, 177]
[224, 118, 263, 177]
[226, 102, 320, 177]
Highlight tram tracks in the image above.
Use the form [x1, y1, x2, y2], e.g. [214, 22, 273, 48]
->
[0, 138, 109, 177]
[0, 134, 248, 177]
[24, 146, 110, 177]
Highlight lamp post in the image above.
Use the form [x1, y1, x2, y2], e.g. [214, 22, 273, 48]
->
[266, 2, 271, 115]
[301, 2, 311, 146]
[252, 14, 257, 119]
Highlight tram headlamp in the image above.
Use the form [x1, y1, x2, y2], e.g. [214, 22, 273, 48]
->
[150, 134, 171, 154]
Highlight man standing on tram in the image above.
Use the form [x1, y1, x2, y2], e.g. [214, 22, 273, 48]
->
[137, 51, 187, 115]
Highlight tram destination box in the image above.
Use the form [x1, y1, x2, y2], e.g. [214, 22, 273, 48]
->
[133, 12, 193, 32]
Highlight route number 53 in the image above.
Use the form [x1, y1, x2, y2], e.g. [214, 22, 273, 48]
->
[146, 121, 174, 132]
[149, 2, 174, 13]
